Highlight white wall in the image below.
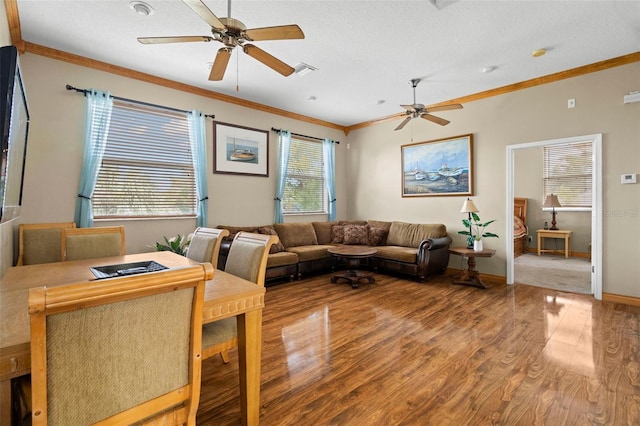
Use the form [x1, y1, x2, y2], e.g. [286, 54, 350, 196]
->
[346, 62, 640, 298]
[15, 53, 347, 257]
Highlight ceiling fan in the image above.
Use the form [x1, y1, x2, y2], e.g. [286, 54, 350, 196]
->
[394, 78, 463, 130]
[137, 0, 304, 81]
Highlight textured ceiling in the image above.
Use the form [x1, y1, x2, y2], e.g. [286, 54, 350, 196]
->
[14, 0, 640, 127]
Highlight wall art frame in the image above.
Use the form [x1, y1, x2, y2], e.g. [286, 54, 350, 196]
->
[401, 133, 474, 197]
[213, 121, 269, 177]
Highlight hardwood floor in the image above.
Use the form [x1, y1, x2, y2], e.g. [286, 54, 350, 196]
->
[197, 271, 640, 425]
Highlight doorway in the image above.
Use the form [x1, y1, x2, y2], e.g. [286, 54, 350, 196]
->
[505, 134, 602, 299]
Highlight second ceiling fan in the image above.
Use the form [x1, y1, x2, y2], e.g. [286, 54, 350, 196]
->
[395, 79, 463, 130]
[138, 0, 304, 81]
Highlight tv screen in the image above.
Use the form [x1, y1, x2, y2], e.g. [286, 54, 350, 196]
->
[0, 45, 30, 222]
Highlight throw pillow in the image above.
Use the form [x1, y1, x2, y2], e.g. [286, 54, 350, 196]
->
[256, 226, 285, 253]
[343, 224, 370, 245]
[331, 225, 345, 244]
[368, 227, 387, 246]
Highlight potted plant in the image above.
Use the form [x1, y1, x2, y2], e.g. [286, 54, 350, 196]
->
[153, 234, 191, 256]
[458, 213, 499, 251]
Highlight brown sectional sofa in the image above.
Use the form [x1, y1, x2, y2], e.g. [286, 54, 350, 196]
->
[216, 220, 452, 283]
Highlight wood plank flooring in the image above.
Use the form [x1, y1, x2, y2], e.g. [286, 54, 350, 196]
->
[197, 271, 640, 425]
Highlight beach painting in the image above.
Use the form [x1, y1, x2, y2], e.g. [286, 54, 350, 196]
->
[214, 121, 269, 176]
[401, 134, 473, 197]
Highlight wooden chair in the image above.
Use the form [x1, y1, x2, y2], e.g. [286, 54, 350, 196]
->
[17, 222, 76, 266]
[61, 226, 125, 261]
[202, 232, 278, 363]
[29, 262, 214, 425]
[185, 227, 229, 266]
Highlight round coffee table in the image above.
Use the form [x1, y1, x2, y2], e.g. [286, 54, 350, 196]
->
[327, 246, 377, 289]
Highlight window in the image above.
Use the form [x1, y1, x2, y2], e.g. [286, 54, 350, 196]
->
[543, 141, 592, 208]
[282, 138, 326, 214]
[93, 100, 196, 218]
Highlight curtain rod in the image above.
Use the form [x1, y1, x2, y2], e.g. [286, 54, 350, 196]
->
[271, 127, 339, 144]
[65, 84, 215, 119]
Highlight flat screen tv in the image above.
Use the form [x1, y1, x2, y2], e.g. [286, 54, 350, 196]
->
[0, 45, 30, 222]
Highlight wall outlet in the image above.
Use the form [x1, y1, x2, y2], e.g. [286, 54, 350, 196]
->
[568, 98, 576, 108]
[528, 236, 532, 243]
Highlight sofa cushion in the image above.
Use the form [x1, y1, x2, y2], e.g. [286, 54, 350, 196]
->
[331, 225, 345, 244]
[343, 224, 370, 245]
[312, 221, 338, 245]
[216, 225, 261, 240]
[374, 246, 418, 263]
[286, 245, 334, 262]
[256, 226, 285, 253]
[368, 227, 388, 246]
[267, 251, 299, 268]
[386, 222, 447, 247]
[273, 223, 318, 248]
[367, 220, 392, 244]
[339, 220, 368, 226]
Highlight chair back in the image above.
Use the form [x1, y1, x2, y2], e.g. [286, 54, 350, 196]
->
[185, 227, 230, 266]
[17, 222, 76, 266]
[29, 263, 214, 425]
[61, 226, 125, 261]
[224, 231, 278, 286]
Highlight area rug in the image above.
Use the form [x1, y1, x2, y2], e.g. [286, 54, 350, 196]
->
[514, 253, 591, 294]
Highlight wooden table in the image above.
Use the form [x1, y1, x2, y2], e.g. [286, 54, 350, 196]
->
[537, 229, 572, 258]
[448, 247, 496, 289]
[327, 246, 377, 289]
[0, 251, 265, 426]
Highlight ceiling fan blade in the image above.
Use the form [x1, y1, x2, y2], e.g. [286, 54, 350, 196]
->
[243, 44, 294, 76]
[137, 36, 214, 44]
[421, 113, 450, 126]
[209, 48, 232, 81]
[400, 104, 416, 111]
[244, 24, 305, 41]
[425, 103, 463, 113]
[394, 116, 412, 131]
[182, 0, 226, 30]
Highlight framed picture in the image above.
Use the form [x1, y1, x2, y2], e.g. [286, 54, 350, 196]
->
[213, 121, 269, 177]
[401, 134, 473, 197]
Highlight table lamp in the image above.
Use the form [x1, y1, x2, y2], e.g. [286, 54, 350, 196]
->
[543, 193, 562, 230]
[460, 198, 479, 248]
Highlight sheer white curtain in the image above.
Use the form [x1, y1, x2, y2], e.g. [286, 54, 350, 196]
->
[74, 90, 113, 228]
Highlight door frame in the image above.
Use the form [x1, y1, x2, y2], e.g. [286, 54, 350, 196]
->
[505, 134, 602, 299]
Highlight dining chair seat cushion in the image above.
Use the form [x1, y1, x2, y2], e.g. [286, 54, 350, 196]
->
[65, 234, 123, 260]
[22, 228, 66, 265]
[224, 240, 265, 283]
[44, 289, 193, 424]
[202, 318, 237, 348]
[186, 234, 216, 263]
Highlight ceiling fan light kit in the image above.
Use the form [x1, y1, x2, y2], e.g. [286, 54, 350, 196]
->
[394, 78, 463, 131]
[138, 0, 304, 81]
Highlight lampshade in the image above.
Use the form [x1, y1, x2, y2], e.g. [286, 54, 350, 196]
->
[543, 194, 562, 208]
[460, 198, 479, 213]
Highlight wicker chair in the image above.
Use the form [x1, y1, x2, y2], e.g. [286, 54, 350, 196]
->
[17, 222, 76, 266]
[29, 263, 213, 425]
[202, 232, 278, 363]
[61, 226, 125, 261]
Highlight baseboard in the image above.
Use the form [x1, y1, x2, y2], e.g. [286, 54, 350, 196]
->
[446, 268, 506, 284]
[602, 293, 640, 307]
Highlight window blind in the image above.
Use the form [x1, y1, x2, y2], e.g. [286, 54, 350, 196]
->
[543, 141, 592, 208]
[282, 138, 326, 214]
[93, 101, 196, 218]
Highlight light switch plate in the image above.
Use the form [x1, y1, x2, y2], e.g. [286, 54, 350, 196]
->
[621, 174, 637, 184]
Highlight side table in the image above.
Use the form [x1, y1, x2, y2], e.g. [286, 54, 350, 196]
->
[448, 247, 496, 289]
[536, 229, 572, 258]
